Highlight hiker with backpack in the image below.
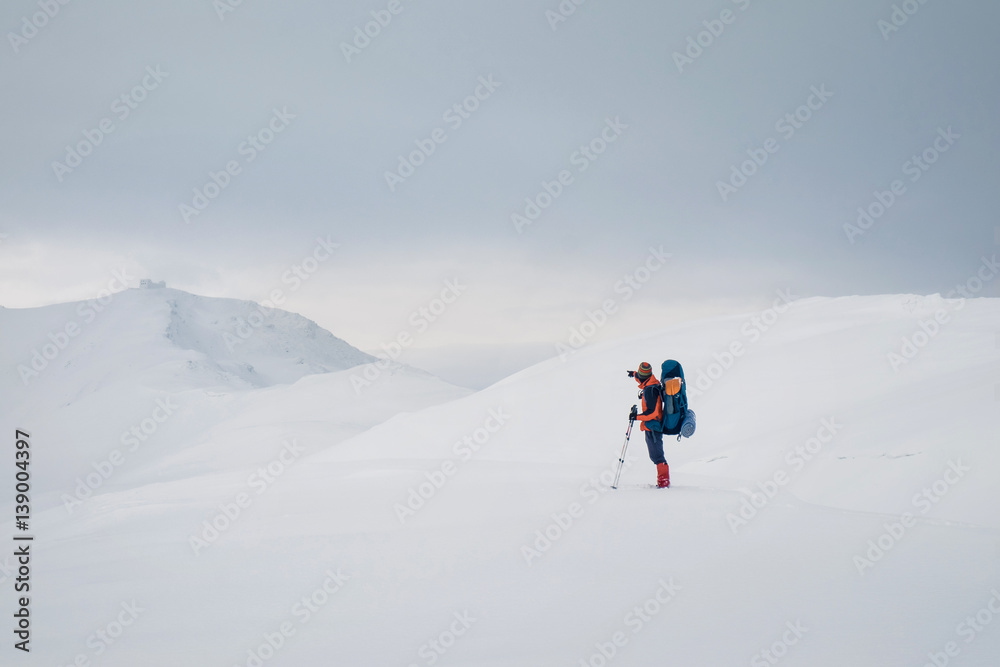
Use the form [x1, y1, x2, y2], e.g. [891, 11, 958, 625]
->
[620, 360, 696, 489]
[632, 362, 670, 488]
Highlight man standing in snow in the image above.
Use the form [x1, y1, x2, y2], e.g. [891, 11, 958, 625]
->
[633, 362, 669, 488]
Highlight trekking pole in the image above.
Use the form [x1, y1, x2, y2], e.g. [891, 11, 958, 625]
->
[612, 405, 637, 489]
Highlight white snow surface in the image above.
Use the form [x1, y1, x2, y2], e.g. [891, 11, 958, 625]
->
[1, 291, 999, 666]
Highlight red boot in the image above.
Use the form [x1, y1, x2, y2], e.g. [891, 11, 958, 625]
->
[656, 463, 670, 488]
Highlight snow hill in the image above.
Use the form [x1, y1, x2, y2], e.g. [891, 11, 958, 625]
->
[0, 287, 469, 496]
[1, 292, 999, 666]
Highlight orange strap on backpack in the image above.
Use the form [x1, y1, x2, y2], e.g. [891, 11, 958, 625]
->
[663, 377, 683, 396]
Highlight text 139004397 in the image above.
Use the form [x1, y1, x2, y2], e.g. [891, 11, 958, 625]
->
[13, 429, 32, 653]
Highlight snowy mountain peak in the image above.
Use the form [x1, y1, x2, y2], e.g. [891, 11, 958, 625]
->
[0, 287, 377, 403]
[156, 287, 377, 387]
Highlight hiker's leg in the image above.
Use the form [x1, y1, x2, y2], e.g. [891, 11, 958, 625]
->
[645, 430, 665, 465]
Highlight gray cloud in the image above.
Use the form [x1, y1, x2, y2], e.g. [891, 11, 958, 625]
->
[2, 0, 998, 384]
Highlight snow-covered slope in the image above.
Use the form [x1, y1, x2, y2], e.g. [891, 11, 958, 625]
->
[0, 287, 377, 400]
[0, 288, 469, 497]
[2, 294, 998, 666]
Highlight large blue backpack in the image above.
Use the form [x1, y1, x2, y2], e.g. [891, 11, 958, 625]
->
[660, 360, 696, 440]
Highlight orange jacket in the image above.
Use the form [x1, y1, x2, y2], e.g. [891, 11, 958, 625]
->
[635, 376, 662, 432]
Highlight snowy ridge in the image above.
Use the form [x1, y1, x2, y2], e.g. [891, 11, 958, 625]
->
[160, 289, 378, 387]
[0, 288, 468, 498]
[1, 293, 998, 665]
[0, 287, 378, 404]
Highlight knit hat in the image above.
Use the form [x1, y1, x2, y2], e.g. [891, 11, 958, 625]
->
[636, 362, 653, 379]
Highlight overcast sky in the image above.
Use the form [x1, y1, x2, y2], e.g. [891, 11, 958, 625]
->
[1, 0, 998, 387]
